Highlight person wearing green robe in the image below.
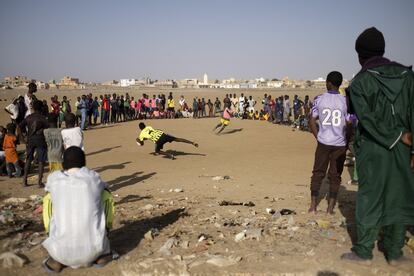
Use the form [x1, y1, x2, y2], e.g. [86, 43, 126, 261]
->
[341, 27, 414, 265]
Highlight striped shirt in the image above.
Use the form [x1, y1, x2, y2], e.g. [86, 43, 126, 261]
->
[139, 126, 164, 143]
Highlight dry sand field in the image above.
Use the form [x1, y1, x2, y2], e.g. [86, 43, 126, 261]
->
[0, 87, 413, 275]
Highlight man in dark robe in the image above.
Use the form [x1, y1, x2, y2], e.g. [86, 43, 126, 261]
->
[341, 27, 414, 265]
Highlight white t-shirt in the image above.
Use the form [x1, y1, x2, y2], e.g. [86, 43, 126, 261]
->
[239, 97, 245, 110]
[61, 127, 84, 150]
[5, 103, 19, 120]
[24, 94, 32, 117]
[42, 167, 109, 268]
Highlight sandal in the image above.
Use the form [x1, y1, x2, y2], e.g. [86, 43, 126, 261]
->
[42, 257, 62, 274]
[93, 251, 119, 268]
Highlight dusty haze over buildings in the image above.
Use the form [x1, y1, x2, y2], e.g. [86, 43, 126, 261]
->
[0, 0, 413, 82]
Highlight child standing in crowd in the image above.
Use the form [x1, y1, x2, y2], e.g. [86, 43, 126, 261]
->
[167, 95, 175, 119]
[293, 95, 303, 121]
[308, 71, 349, 214]
[213, 103, 233, 134]
[283, 95, 291, 124]
[192, 98, 198, 119]
[19, 100, 48, 187]
[197, 98, 203, 118]
[214, 97, 221, 116]
[44, 113, 64, 172]
[207, 99, 214, 117]
[102, 95, 110, 125]
[62, 113, 84, 151]
[3, 123, 21, 178]
[201, 98, 206, 117]
[91, 97, 99, 125]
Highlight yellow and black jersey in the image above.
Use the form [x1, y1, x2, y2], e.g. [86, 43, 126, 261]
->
[139, 126, 164, 143]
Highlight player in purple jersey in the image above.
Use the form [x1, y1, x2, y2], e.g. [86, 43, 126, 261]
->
[308, 71, 350, 214]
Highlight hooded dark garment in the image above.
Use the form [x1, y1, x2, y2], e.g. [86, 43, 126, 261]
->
[349, 57, 414, 230]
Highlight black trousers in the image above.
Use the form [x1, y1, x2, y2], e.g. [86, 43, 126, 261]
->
[310, 142, 346, 199]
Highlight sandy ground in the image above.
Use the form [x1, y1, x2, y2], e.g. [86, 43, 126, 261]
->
[0, 88, 413, 275]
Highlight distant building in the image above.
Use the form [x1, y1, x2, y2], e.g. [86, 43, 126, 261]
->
[3, 76, 34, 87]
[120, 79, 137, 87]
[267, 80, 283, 88]
[102, 80, 119, 86]
[177, 79, 198, 88]
[58, 76, 80, 88]
[36, 81, 49, 89]
[203, 73, 208, 84]
[154, 80, 176, 88]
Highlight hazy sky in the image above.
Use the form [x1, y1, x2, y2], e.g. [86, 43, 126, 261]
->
[0, 0, 413, 82]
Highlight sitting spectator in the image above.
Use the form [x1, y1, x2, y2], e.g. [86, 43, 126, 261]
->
[42, 146, 116, 272]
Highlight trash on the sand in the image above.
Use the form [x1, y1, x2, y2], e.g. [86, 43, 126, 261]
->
[280, 209, 296, 215]
[287, 216, 295, 226]
[197, 233, 212, 243]
[290, 226, 300, 232]
[0, 252, 27, 268]
[29, 195, 42, 202]
[407, 238, 414, 251]
[159, 237, 177, 256]
[306, 248, 315, 257]
[234, 231, 246, 242]
[172, 255, 182, 261]
[0, 210, 14, 223]
[320, 230, 338, 241]
[27, 175, 39, 184]
[4, 198, 28, 204]
[245, 228, 263, 240]
[272, 212, 282, 221]
[144, 228, 160, 241]
[28, 232, 43, 246]
[169, 188, 184, 193]
[266, 208, 275, 215]
[206, 255, 242, 267]
[0, 215, 6, 224]
[219, 200, 255, 207]
[33, 205, 43, 215]
[141, 204, 154, 211]
[212, 175, 231, 181]
[333, 217, 347, 228]
[180, 240, 189, 249]
[316, 219, 330, 229]
[271, 197, 285, 202]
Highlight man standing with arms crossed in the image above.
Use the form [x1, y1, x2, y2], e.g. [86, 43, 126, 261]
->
[341, 27, 414, 266]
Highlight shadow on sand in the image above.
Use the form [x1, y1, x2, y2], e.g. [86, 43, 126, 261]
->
[86, 145, 122, 157]
[108, 171, 156, 192]
[220, 128, 243, 135]
[315, 177, 357, 243]
[94, 161, 132, 173]
[164, 150, 207, 158]
[109, 208, 187, 256]
[116, 194, 153, 206]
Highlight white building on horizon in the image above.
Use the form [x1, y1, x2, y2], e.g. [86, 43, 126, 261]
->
[203, 73, 208, 84]
[120, 79, 137, 87]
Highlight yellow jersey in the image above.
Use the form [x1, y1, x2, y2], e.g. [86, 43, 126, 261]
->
[139, 126, 164, 143]
[167, 99, 175, 108]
